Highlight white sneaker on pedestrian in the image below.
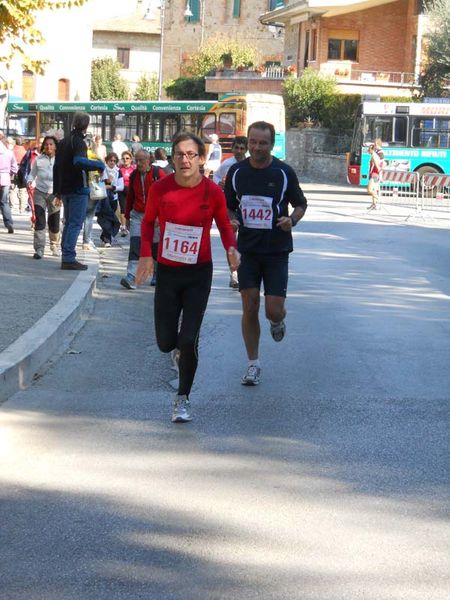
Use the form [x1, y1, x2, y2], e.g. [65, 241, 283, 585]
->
[270, 320, 286, 342]
[51, 246, 61, 257]
[241, 364, 261, 386]
[171, 395, 192, 423]
[229, 271, 239, 289]
[120, 226, 128, 237]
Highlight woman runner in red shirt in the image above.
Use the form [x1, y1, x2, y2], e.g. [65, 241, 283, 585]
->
[136, 132, 240, 423]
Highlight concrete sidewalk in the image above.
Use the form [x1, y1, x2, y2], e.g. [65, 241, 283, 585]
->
[0, 211, 99, 402]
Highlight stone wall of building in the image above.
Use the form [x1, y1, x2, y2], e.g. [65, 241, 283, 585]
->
[287, 128, 348, 184]
[162, 0, 284, 89]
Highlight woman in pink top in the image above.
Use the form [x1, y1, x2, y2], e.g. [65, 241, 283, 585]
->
[118, 150, 136, 236]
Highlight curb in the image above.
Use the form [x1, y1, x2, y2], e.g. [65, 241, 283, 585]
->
[0, 261, 98, 403]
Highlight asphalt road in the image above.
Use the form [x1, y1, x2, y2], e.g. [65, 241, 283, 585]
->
[1, 186, 449, 599]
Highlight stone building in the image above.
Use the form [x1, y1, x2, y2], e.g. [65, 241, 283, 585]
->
[162, 0, 284, 84]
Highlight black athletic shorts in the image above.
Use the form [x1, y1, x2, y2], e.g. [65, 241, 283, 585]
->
[118, 189, 127, 214]
[238, 252, 289, 297]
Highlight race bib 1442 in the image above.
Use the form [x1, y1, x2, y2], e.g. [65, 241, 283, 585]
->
[240, 195, 273, 229]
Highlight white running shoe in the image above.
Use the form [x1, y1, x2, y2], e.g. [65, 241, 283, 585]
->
[241, 364, 261, 386]
[229, 272, 239, 289]
[270, 320, 286, 342]
[171, 395, 192, 423]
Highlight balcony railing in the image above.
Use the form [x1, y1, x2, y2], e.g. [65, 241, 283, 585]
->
[332, 68, 418, 86]
[210, 66, 287, 79]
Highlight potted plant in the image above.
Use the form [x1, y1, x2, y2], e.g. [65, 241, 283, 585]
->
[220, 52, 233, 69]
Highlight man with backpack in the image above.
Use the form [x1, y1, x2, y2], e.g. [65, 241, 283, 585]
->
[53, 112, 105, 270]
[120, 149, 165, 290]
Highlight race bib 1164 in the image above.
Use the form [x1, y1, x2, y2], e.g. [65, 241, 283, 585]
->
[162, 222, 203, 264]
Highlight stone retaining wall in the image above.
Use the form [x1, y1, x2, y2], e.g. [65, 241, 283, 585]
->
[286, 128, 349, 184]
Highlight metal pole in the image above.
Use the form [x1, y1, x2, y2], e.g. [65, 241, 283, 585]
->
[158, 0, 165, 100]
[200, 0, 205, 47]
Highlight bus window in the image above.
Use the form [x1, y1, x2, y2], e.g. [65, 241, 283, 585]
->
[163, 117, 179, 142]
[142, 115, 161, 142]
[89, 114, 104, 139]
[40, 113, 68, 136]
[104, 115, 112, 143]
[201, 114, 216, 138]
[411, 117, 450, 149]
[363, 116, 407, 145]
[219, 113, 236, 135]
[114, 114, 138, 141]
[6, 114, 36, 138]
[181, 114, 198, 134]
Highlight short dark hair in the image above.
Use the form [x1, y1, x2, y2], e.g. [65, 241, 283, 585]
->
[40, 135, 58, 153]
[72, 111, 90, 131]
[155, 147, 168, 160]
[247, 121, 275, 145]
[172, 131, 206, 157]
[232, 136, 248, 148]
[105, 152, 119, 163]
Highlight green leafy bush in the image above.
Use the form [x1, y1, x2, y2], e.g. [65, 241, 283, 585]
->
[134, 74, 158, 101]
[322, 94, 361, 131]
[164, 77, 217, 100]
[188, 38, 260, 77]
[282, 68, 337, 126]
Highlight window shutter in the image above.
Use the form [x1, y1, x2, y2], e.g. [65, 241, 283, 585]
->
[185, 0, 200, 22]
[233, 0, 241, 18]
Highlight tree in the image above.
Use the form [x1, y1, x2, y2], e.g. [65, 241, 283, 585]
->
[164, 77, 217, 100]
[282, 68, 337, 126]
[420, 0, 450, 98]
[134, 74, 158, 101]
[0, 0, 86, 87]
[90, 58, 129, 101]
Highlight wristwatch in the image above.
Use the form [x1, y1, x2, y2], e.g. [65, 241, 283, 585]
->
[290, 215, 299, 227]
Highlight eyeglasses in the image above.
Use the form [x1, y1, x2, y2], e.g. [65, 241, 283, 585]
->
[122, 156, 131, 160]
[174, 152, 199, 161]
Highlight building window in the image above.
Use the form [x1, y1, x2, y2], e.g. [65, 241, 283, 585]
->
[22, 70, 34, 101]
[233, 0, 241, 18]
[117, 48, 130, 69]
[58, 78, 70, 100]
[304, 30, 310, 68]
[185, 0, 200, 22]
[327, 30, 359, 61]
[269, 0, 284, 9]
[311, 29, 317, 61]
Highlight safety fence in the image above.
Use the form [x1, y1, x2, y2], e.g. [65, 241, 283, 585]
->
[378, 169, 450, 217]
[421, 173, 450, 213]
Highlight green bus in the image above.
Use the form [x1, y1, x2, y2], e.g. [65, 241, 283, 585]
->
[6, 94, 286, 158]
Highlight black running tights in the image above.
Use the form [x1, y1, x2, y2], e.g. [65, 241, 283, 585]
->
[154, 262, 213, 396]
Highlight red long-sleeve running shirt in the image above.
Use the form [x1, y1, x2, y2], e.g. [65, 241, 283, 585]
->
[140, 174, 236, 266]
